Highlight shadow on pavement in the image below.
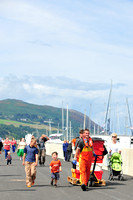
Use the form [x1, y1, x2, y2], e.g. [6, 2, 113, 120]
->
[0, 189, 36, 192]
[34, 184, 73, 188]
[106, 180, 125, 186]
[32, 184, 50, 187]
[37, 165, 49, 168]
[0, 175, 22, 177]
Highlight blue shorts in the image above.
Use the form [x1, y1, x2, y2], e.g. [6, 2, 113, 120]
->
[51, 172, 60, 180]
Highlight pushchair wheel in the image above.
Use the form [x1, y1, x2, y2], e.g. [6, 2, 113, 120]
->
[89, 178, 95, 187]
[109, 175, 114, 181]
[118, 175, 124, 181]
[119, 176, 124, 181]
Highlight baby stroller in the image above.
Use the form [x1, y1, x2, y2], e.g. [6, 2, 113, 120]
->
[108, 152, 124, 181]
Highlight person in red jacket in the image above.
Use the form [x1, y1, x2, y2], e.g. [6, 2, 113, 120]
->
[73, 129, 94, 191]
[11, 138, 17, 153]
[3, 138, 11, 159]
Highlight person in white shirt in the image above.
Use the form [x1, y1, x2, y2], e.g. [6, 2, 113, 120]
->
[108, 133, 121, 156]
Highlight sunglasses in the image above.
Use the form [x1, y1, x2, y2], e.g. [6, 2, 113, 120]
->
[112, 136, 117, 138]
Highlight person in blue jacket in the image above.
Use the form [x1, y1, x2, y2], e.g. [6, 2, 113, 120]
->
[63, 140, 69, 161]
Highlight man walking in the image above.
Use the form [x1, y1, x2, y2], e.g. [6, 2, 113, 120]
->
[37, 134, 49, 165]
[73, 129, 94, 191]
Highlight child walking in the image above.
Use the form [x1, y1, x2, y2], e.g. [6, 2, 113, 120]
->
[17, 138, 26, 160]
[22, 138, 38, 188]
[49, 152, 62, 187]
[7, 151, 12, 165]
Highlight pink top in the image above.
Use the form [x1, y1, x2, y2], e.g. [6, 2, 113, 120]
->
[11, 140, 17, 146]
[4, 140, 11, 150]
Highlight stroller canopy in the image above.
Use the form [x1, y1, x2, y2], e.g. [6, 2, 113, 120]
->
[110, 152, 122, 171]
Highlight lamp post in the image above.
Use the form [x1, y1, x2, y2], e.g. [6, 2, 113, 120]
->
[44, 119, 53, 136]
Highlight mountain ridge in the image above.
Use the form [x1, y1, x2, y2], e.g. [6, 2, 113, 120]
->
[0, 99, 102, 138]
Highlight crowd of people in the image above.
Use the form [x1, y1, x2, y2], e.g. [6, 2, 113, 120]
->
[0, 130, 122, 191]
[0, 134, 62, 188]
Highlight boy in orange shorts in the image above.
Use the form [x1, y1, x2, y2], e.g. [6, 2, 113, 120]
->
[49, 152, 62, 187]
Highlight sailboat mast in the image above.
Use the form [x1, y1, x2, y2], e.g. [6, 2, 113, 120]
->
[69, 121, 72, 141]
[116, 103, 120, 134]
[66, 104, 69, 141]
[83, 109, 86, 129]
[104, 80, 112, 134]
[89, 104, 92, 131]
[62, 101, 64, 140]
[126, 98, 133, 136]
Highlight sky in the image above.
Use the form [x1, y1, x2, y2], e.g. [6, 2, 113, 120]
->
[0, 0, 133, 135]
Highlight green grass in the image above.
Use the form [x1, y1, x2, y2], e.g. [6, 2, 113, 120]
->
[0, 119, 57, 131]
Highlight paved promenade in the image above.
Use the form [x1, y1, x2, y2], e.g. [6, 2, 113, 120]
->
[0, 152, 133, 200]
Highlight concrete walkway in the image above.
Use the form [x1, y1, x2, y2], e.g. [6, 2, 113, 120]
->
[0, 152, 133, 200]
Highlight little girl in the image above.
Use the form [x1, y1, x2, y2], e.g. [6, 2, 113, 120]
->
[7, 151, 12, 165]
[17, 138, 26, 160]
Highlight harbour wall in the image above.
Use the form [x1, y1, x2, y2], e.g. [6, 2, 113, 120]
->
[45, 142, 133, 177]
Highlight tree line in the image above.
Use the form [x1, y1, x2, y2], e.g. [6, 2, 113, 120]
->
[0, 124, 45, 139]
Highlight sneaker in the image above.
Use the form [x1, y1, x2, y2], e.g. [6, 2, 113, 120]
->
[51, 180, 53, 186]
[27, 184, 31, 188]
[54, 184, 57, 187]
[81, 184, 86, 191]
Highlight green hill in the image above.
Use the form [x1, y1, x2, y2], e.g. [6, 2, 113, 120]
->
[0, 99, 102, 139]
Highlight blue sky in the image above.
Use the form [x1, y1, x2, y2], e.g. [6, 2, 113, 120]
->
[0, 0, 133, 135]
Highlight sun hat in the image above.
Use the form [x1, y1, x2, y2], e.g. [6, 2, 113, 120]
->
[111, 133, 117, 138]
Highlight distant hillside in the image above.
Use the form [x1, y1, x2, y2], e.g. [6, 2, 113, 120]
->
[0, 99, 102, 139]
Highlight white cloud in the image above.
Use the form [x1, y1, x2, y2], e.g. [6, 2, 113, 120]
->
[20, 78, 110, 101]
[0, 74, 130, 107]
[0, 74, 132, 135]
